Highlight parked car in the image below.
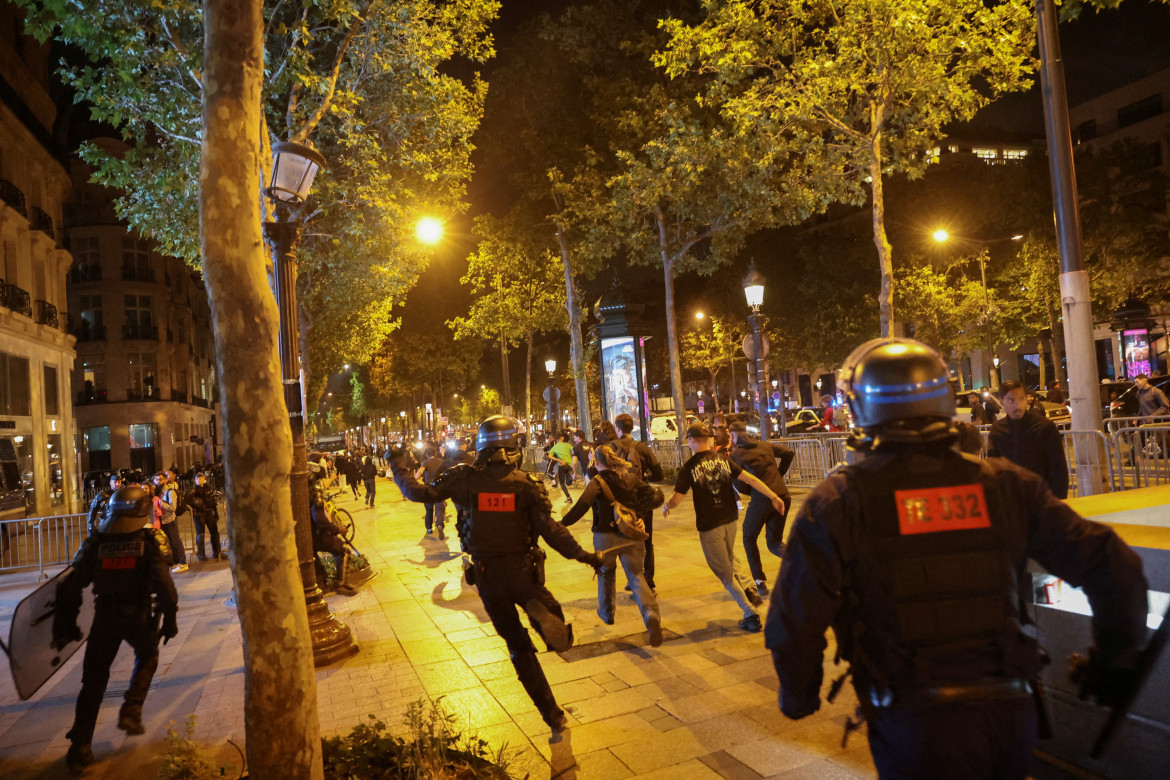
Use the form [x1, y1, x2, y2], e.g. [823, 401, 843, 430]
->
[783, 408, 823, 434]
[648, 412, 699, 441]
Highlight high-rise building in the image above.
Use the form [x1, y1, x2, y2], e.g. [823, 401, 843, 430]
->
[0, 3, 78, 516]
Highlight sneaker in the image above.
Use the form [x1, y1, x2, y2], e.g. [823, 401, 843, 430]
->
[117, 711, 145, 735]
[647, 616, 663, 647]
[745, 587, 764, 608]
[65, 743, 94, 774]
[545, 709, 568, 732]
[738, 614, 762, 633]
[171, 563, 189, 573]
[525, 599, 572, 652]
[755, 580, 769, 597]
[425, 528, 433, 535]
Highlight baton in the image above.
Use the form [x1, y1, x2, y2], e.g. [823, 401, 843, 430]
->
[1090, 602, 1170, 759]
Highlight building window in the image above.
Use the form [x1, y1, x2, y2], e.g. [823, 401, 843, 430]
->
[127, 352, 157, 400]
[81, 358, 106, 403]
[0, 353, 31, 416]
[121, 236, 152, 281]
[1117, 94, 1163, 129]
[124, 294, 154, 339]
[47, 434, 64, 506]
[84, 426, 112, 473]
[1076, 119, 1097, 142]
[1002, 149, 1029, 160]
[43, 364, 58, 416]
[80, 294, 103, 328]
[128, 423, 158, 474]
[971, 147, 998, 162]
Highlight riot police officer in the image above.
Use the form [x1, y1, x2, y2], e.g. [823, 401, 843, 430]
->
[86, 473, 123, 535]
[390, 415, 603, 732]
[53, 485, 179, 773]
[764, 338, 1148, 779]
[185, 472, 224, 561]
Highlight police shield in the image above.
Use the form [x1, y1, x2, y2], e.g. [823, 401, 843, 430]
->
[1, 568, 95, 700]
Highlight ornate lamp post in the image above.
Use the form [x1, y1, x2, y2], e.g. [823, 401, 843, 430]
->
[543, 359, 560, 436]
[263, 141, 357, 665]
[742, 263, 771, 439]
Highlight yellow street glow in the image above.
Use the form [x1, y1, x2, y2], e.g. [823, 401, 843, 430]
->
[415, 216, 444, 246]
[932, 229, 949, 243]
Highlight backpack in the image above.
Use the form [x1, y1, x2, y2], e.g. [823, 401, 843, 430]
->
[172, 488, 189, 517]
[595, 475, 649, 541]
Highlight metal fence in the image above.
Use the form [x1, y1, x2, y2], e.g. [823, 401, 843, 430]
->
[0, 510, 201, 578]
[1110, 425, 1170, 491]
[1060, 430, 1116, 497]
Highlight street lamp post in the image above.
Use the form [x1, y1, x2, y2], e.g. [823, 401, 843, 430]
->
[742, 263, 771, 440]
[543, 359, 560, 436]
[263, 141, 357, 665]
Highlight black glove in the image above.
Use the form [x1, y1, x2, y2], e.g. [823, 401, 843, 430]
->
[52, 623, 83, 650]
[1069, 650, 1140, 708]
[161, 615, 178, 645]
[580, 552, 604, 572]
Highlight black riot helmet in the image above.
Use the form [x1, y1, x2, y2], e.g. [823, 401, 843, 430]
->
[837, 338, 956, 449]
[100, 485, 153, 535]
[476, 415, 522, 465]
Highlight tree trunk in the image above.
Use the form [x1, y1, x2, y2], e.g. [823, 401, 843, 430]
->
[1047, 304, 1067, 388]
[869, 152, 896, 338]
[656, 208, 686, 446]
[709, 368, 721, 413]
[201, 2, 322, 778]
[499, 334, 511, 414]
[525, 327, 533, 434]
[555, 224, 593, 439]
[1038, 336, 1049, 390]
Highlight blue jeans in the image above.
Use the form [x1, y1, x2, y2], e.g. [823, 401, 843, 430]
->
[364, 478, 376, 506]
[593, 530, 659, 625]
[424, 501, 446, 531]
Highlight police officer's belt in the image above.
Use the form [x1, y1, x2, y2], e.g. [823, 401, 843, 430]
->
[865, 677, 1032, 709]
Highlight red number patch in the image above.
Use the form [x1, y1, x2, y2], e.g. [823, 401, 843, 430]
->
[894, 484, 990, 535]
[101, 556, 137, 569]
[478, 493, 516, 512]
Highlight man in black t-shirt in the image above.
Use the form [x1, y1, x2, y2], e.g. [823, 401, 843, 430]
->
[662, 423, 786, 632]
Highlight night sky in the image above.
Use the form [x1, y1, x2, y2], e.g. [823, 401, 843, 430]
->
[398, 0, 1170, 386]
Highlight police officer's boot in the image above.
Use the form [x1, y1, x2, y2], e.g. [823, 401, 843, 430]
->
[117, 703, 146, 735]
[65, 742, 94, 774]
[524, 599, 572, 652]
[511, 651, 565, 731]
[333, 554, 357, 596]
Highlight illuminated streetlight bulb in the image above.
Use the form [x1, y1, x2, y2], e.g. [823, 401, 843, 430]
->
[932, 229, 949, 243]
[695, 311, 705, 320]
[415, 216, 444, 246]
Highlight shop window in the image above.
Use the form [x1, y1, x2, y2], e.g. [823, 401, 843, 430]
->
[128, 423, 158, 475]
[84, 426, 111, 473]
[47, 434, 63, 505]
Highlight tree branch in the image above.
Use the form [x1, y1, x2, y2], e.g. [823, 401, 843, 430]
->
[291, 0, 375, 143]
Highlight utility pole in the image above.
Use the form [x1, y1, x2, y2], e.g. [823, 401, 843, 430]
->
[1036, 0, 1104, 492]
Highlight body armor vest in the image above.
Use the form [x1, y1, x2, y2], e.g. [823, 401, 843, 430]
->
[463, 468, 535, 558]
[839, 449, 1029, 690]
[92, 528, 154, 601]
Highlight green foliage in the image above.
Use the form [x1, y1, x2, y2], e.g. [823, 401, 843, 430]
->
[367, 333, 482, 408]
[18, 0, 499, 392]
[895, 261, 988, 358]
[680, 316, 742, 392]
[156, 715, 227, 780]
[350, 374, 369, 418]
[660, 0, 1037, 335]
[321, 700, 511, 779]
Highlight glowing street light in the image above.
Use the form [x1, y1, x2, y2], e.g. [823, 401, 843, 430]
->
[932, 228, 950, 243]
[415, 216, 444, 246]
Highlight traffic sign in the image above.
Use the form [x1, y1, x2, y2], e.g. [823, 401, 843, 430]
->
[742, 334, 770, 360]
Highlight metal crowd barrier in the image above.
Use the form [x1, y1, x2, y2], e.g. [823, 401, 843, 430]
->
[645, 440, 688, 470]
[1059, 430, 1115, 497]
[778, 438, 833, 489]
[0, 509, 202, 578]
[1104, 414, 1170, 435]
[1110, 425, 1170, 491]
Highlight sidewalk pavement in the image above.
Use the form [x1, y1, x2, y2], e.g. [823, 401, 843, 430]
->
[0, 474, 879, 779]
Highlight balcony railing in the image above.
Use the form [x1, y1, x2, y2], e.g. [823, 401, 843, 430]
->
[0, 179, 26, 217]
[35, 300, 58, 328]
[69, 265, 103, 283]
[2, 283, 31, 317]
[122, 265, 155, 283]
[122, 323, 159, 340]
[72, 321, 107, 341]
[172, 389, 188, 404]
[30, 207, 54, 240]
[77, 388, 108, 404]
[127, 386, 161, 401]
[192, 396, 210, 409]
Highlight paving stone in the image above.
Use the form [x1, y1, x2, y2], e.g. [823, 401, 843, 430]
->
[700, 750, 765, 780]
[609, 727, 711, 774]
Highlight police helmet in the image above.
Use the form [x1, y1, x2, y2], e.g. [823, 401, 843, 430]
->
[100, 485, 153, 535]
[837, 338, 956, 447]
[476, 415, 522, 465]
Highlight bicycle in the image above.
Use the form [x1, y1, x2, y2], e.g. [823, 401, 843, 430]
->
[320, 489, 355, 543]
